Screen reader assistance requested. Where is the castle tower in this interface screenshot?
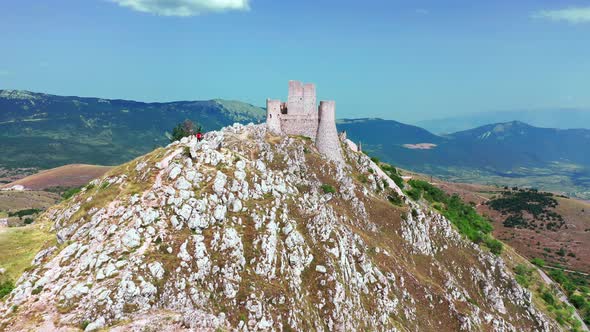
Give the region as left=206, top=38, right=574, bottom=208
left=266, top=99, right=282, bottom=134
left=303, top=83, right=316, bottom=114
left=280, top=80, right=319, bottom=140
left=315, top=101, right=343, bottom=163
left=287, top=80, right=304, bottom=114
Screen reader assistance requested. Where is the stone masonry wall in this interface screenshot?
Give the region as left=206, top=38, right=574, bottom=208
left=280, top=115, right=319, bottom=141
left=266, top=99, right=282, bottom=134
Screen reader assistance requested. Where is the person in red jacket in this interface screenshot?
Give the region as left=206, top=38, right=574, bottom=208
left=196, top=131, right=204, bottom=142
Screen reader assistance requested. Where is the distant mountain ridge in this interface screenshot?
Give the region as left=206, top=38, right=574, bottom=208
left=0, top=89, right=265, bottom=169
left=2, top=90, right=589, bottom=198
left=337, top=118, right=443, bottom=145
left=416, top=109, right=590, bottom=134
left=339, top=119, right=590, bottom=199
left=443, top=121, right=590, bottom=169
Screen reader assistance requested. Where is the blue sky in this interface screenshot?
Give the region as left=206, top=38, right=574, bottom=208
left=1, top=0, right=589, bottom=122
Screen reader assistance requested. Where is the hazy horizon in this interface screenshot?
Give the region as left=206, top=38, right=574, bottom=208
left=2, top=0, right=590, bottom=123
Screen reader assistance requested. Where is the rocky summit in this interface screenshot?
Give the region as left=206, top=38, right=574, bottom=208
left=0, top=123, right=559, bottom=331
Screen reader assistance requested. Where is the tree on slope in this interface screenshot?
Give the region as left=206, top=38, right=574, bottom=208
left=170, top=119, right=201, bottom=142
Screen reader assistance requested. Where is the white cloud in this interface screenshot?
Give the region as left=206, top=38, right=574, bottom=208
left=532, top=6, right=590, bottom=23
left=110, top=0, right=250, bottom=16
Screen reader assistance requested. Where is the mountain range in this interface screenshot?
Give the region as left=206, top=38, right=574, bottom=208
left=0, top=90, right=264, bottom=169
left=339, top=118, right=590, bottom=199
left=2, top=90, right=589, bottom=198
left=416, top=109, right=590, bottom=134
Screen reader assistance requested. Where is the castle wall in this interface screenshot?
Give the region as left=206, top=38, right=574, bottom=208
left=315, top=101, right=343, bottom=163
left=266, top=99, right=282, bottom=134
left=280, top=115, right=319, bottom=141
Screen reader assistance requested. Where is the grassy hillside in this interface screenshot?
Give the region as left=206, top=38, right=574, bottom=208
left=423, top=176, right=590, bottom=274
left=0, top=90, right=265, bottom=170
left=0, top=224, right=55, bottom=284
left=403, top=170, right=590, bottom=329
left=0, top=164, right=112, bottom=191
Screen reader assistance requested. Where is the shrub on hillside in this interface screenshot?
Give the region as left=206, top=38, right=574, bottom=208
left=531, top=258, right=546, bottom=267
left=62, top=187, right=82, bottom=200
left=541, top=289, right=556, bottom=306
left=444, top=194, right=493, bottom=243
left=387, top=191, right=403, bottom=206
left=403, top=179, right=501, bottom=254
left=320, top=184, right=336, bottom=194
left=405, top=187, right=422, bottom=201
left=0, top=280, right=14, bottom=299
left=514, top=264, right=534, bottom=288
left=407, top=180, right=447, bottom=203
left=8, top=208, right=41, bottom=218
left=570, top=294, right=587, bottom=310
left=379, top=163, right=405, bottom=189
left=484, top=237, right=504, bottom=255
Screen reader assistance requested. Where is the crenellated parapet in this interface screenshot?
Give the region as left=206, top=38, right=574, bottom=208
left=266, top=81, right=343, bottom=163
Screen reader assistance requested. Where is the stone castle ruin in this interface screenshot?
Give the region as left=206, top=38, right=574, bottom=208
left=266, top=81, right=343, bottom=162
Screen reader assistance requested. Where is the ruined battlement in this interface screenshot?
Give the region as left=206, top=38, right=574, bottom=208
left=266, top=81, right=343, bottom=162
left=286, top=81, right=316, bottom=115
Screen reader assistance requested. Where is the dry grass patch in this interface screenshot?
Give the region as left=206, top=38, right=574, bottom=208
left=0, top=223, right=55, bottom=284
left=0, top=191, right=60, bottom=212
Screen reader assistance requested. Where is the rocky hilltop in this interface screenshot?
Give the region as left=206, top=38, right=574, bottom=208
left=0, top=123, right=559, bottom=331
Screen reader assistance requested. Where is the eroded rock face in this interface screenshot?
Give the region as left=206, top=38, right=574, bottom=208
left=0, top=123, right=559, bottom=331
